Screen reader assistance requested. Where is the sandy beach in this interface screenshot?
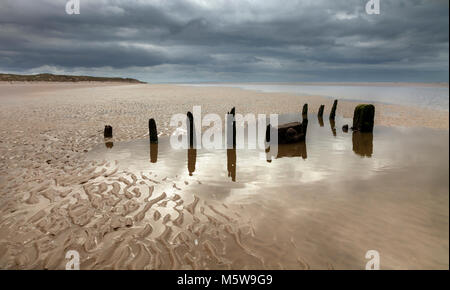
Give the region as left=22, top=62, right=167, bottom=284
left=0, top=82, right=448, bottom=269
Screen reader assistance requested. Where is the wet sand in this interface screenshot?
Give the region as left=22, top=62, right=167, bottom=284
left=0, top=83, right=448, bottom=269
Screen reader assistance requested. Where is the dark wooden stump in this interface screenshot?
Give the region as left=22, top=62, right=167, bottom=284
left=301, top=118, right=308, bottom=135
left=148, top=118, right=158, bottom=144
left=302, top=103, right=308, bottom=120
left=276, top=122, right=305, bottom=144
left=318, top=105, right=325, bottom=118
left=104, top=125, right=112, bottom=138
left=227, top=107, right=236, bottom=148
left=352, top=104, right=375, bottom=132
left=265, top=124, right=272, bottom=142
left=330, top=100, right=338, bottom=119
left=187, top=111, right=194, bottom=148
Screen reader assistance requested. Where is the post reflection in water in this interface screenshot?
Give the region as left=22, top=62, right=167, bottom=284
left=227, top=148, right=237, bottom=182
left=104, top=138, right=113, bottom=149
left=318, top=115, right=324, bottom=127
left=329, top=118, right=336, bottom=136
left=187, top=148, right=197, bottom=176
left=352, top=131, right=373, bottom=157
left=149, top=143, right=158, bottom=163
left=265, top=140, right=308, bottom=161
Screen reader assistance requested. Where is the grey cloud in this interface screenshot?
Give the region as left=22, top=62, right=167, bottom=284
left=0, top=0, right=448, bottom=82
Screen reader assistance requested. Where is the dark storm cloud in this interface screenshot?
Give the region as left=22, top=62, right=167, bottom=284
left=0, top=0, right=448, bottom=82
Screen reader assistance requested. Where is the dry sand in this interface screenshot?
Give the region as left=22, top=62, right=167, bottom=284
left=0, top=82, right=448, bottom=269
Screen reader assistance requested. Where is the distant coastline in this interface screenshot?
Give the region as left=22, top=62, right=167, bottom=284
left=183, top=81, right=449, bottom=88
left=0, top=73, right=145, bottom=83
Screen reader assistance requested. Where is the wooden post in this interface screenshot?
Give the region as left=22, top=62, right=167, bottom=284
left=352, top=104, right=375, bottom=132
left=330, top=100, right=338, bottom=120
left=302, top=103, right=308, bottom=120
left=148, top=118, right=158, bottom=144
left=318, top=105, right=325, bottom=117
left=301, top=118, right=308, bottom=135
left=227, top=107, right=236, bottom=148
left=187, top=111, right=194, bottom=148
left=104, top=125, right=112, bottom=138
left=265, top=124, right=271, bottom=142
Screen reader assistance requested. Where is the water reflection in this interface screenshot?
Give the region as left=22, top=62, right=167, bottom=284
left=150, top=143, right=158, bottom=163
left=266, top=142, right=307, bottom=161
left=318, top=115, right=324, bottom=127
left=352, top=132, right=373, bottom=157
left=93, top=114, right=380, bottom=183
left=329, top=118, right=336, bottom=136
left=104, top=138, right=113, bottom=149
left=187, top=148, right=197, bottom=176
left=87, top=123, right=449, bottom=270
left=227, top=148, right=237, bottom=181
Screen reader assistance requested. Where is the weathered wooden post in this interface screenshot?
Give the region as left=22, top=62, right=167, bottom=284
left=318, top=105, right=325, bottom=118
left=330, top=100, right=338, bottom=120
left=104, top=125, right=112, bottom=138
left=148, top=118, right=158, bottom=144
left=301, top=118, right=308, bottom=135
left=227, top=107, right=236, bottom=148
left=318, top=104, right=325, bottom=127
left=352, top=104, right=375, bottom=132
left=302, top=103, right=308, bottom=120
left=187, top=111, right=194, bottom=149
left=265, top=124, right=272, bottom=142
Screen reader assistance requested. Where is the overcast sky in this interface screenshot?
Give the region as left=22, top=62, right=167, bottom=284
left=0, top=0, right=448, bottom=83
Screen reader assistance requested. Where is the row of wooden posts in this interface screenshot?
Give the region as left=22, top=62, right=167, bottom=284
left=104, top=99, right=374, bottom=144
left=102, top=99, right=339, bottom=141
